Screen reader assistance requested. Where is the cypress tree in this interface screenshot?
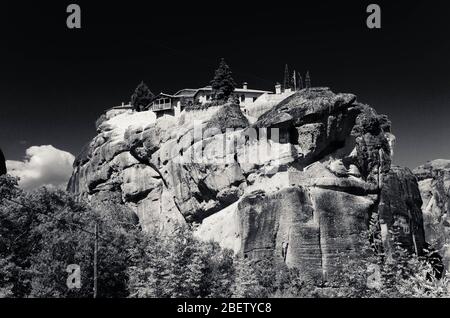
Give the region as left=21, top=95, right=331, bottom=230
left=283, top=64, right=290, bottom=91
left=291, top=70, right=297, bottom=91
left=305, top=71, right=311, bottom=89
left=297, top=72, right=304, bottom=90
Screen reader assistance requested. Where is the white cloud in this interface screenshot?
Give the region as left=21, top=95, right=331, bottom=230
left=6, top=145, right=75, bottom=191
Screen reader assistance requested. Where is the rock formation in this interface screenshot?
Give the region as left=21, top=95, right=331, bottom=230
left=414, top=160, right=450, bottom=269
left=68, top=88, right=429, bottom=281
left=0, top=148, right=6, bottom=176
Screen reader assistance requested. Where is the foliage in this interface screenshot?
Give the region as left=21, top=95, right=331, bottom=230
left=230, top=257, right=263, bottom=298
left=283, top=64, right=290, bottom=91
left=128, top=225, right=235, bottom=298
left=1, top=175, right=449, bottom=298
left=0, top=179, right=140, bottom=298
left=131, top=81, right=154, bottom=112
left=229, top=215, right=450, bottom=298
left=280, top=229, right=450, bottom=298
left=305, top=71, right=311, bottom=89
left=185, top=100, right=224, bottom=112
left=210, top=58, right=236, bottom=102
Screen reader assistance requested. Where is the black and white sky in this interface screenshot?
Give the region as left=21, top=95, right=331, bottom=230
left=1, top=0, right=449, bottom=169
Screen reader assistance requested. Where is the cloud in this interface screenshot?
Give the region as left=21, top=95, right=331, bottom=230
left=6, top=145, right=75, bottom=191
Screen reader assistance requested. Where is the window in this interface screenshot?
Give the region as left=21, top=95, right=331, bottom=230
left=240, top=94, right=245, bottom=102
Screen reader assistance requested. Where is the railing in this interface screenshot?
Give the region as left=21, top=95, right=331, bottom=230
left=150, top=102, right=172, bottom=111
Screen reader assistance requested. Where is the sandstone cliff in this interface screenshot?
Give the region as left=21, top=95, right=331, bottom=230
left=68, top=88, right=428, bottom=280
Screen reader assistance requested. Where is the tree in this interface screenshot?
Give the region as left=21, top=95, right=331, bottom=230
left=210, top=58, right=236, bottom=102
left=283, top=64, right=290, bottom=91
left=291, top=70, right=297, bottom=91
left=231, top=258, right=263, bottom=298
left=128, top=225, right=235, bottom=298
left=0, top=185, right=140, bottom=298
left=305, top=71, right=311, bottom=89
left=297, top=72, right=304, bottom=90
left=131, top=81, right=154, bottom=112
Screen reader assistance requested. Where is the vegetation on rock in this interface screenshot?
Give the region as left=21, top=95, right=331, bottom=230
left=131, top=81, right=154, bottom=112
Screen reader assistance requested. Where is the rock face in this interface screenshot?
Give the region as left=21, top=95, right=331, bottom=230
left=69, top=88, right=429, bottom=281
left=414, top=160, right=450, bottom=269
left=0, top=148, right=6, bottom=176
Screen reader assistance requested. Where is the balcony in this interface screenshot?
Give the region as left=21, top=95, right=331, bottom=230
left=150, top=99, right=173, bottom=112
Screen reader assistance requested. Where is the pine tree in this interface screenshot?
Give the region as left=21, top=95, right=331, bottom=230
left=210, top=58, right=236, bottom=102
left=283, top=64, right=290, bottom=91
left=131, top=81, right=154, bottom=112
left=305, top=71, right=311, bottom=89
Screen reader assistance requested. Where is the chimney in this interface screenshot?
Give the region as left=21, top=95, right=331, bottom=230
left=275, top=83, right=282, bottom=94
left=242, top=82, right=248, bottom=90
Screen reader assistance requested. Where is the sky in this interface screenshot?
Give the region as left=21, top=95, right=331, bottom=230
left=1, top=0, right=449, bottom=171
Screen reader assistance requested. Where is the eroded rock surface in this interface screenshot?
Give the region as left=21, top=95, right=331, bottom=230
left=414, top=160, right=450, bottom=269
